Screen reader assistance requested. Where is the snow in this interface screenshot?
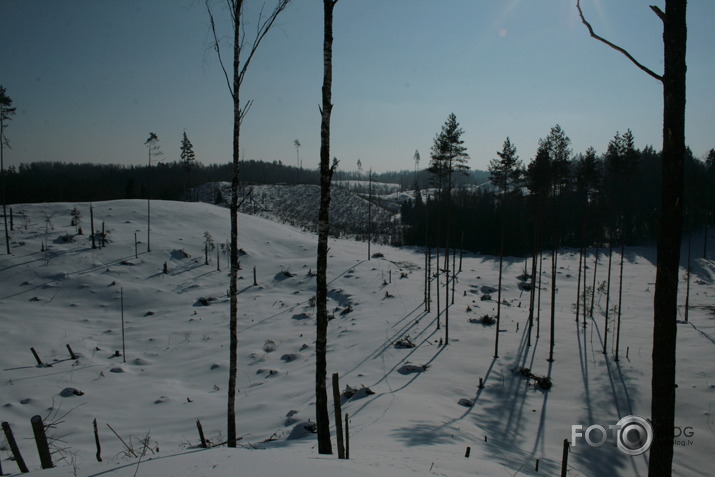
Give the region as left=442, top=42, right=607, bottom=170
left=1, top=199, right=713, bottom=476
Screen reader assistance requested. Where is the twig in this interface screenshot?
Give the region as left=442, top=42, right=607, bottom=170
left=106, top=423, right=137, bottom=457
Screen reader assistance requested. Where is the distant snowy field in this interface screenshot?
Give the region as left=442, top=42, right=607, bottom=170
left=1, top=200, right=713, bottom=476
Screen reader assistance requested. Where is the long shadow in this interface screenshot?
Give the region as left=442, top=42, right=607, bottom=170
left=348, top=328, right=445, bottom=428
left=467, top=324, right=544, bottom=463
left=576, top=317, right=594, bottom=425
left=530, top=360, right=552, bottom=457
left=0, top=249, right=149, bottom=300
left=568, top=318, right=646, bottom=476
left=685, top=320, right=715, bottom=346
left=341, top=305, right=430, bottom=378
left=368, top=315, right=441, bottom=389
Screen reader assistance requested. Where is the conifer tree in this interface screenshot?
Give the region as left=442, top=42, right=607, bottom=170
left=180, top=131, right=196, bottom=197
left=489, top=137, right=522, bottom=356
left=428, top=113, right=469, bottom=344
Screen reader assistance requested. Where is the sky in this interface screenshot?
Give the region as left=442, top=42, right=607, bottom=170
left=1, top=0, right=714, bottom=174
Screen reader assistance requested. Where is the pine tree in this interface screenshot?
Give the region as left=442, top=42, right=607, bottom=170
left=428, top=113, right=469, bottom=194
left=488, top=137, right=522, bottom=357
left=180, top=131, right=196, bottom=197
left=428, top=113, right=469, bottom=345
left=540, top=124, right=572, bottom=197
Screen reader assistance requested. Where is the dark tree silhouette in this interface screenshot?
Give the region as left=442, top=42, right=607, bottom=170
left=428, top=113, right=469, bottom=344
left=577, top=2, right=688, bottom=474
left=144, top=132, right=162, bottom=253
left=0, top=85, right=16, bottom=255
left=316, top=0, right=339, bottom=455
left=180, top=131, right=196, bottom=197
left=488, top=137, right=521, bottom=357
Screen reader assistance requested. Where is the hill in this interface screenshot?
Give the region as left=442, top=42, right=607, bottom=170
left=0, top=200, right=713, bottom=476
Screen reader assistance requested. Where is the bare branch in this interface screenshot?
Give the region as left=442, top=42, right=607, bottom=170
left=576, top=0, right=663, bottom=82
left=650, top=5, right=666, bottom=22
left=239, top=99, right=254, bottom=125
left=206, top=0, right=235, bottom=98
left=237, top=0, right=292, bottom=87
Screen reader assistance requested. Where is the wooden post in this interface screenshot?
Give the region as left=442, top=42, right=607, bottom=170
left=535, top=459, right=540, bottom=472
left=253, top=266, right=257, bottom=286
left=217, top=248, right=220, bottom=271
left=465, top=446, right=471, bottom=458
left=560, top=439, right=569, bottom=477
left=66, top=344, right=77, bottom=360
left=196, top=419, right=207, bottom=448
left=30, top=347, right=43, bottom=366
left=31, top=415, right=53, bottom=469
left=478, top=377, right=484, bottom=389
left=332, top=373, right=345, bottom=459
left=9, top=207, right=13, bottom=231
left=134, top=232, right=138, bottom=258
left=90, top=203, right=96, bottom=249
left=2, top=421, right=29, bottom=473
left=344, top=413, right=350, bottom=459
left=163, top=262, right=168, bottom=274
left=93, top=418, right=102, bottom=462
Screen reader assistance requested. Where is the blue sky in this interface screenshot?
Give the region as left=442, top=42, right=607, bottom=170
left=1, top=0, right=714, bottom=173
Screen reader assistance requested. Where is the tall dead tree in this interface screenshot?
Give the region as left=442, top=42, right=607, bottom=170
left=316, top=0, right=339, bottom=455
left=144, top=132, right=162, bottom=253
left=206, top=0, right=292, bottom=448
left=577, top=2, right=687, bottom=474
left=0, top=86, right=16, bottom=255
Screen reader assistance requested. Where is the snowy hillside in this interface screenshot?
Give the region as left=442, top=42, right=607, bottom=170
left=0, top=200, right=713, bottom=476
left=193, top=182, right=397, bottom=241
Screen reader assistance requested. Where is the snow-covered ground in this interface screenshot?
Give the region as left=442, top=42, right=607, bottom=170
left=1, top=200, right=713, bottom=476
left=193, top=182, right=397, bottom=238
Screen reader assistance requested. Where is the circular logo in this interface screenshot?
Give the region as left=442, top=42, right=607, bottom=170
left=615, top=416, right=653, bottom=455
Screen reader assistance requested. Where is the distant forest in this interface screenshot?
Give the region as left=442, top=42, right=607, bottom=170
left=4, top=147, right=713, bottom=255
left=3, top=159, right=488, bottom=204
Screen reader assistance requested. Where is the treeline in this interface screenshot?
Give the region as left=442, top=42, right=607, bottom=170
left=401, top=131, right=715, bottom=256
left=5, top=158, right=489, bottom=205
left=3, top=160, right=324, bottom=204
left=333, top=168, right=490, bottom=191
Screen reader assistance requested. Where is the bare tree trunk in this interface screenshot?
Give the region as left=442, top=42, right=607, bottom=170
left=650, top=2, right=687, bottom=473
left=226, top=0, right=241, bottom=447
left=495, top=209, right=505, bottom=358
left=316, top=0, right=339, bottom=455
left=206, top=0, right=292, bottom=448
left=615, top=240, right=625, bottom=360
left=603, top=241, right=613, bottom=355
left=576, top=4, right=687, bottom=470
left=1, top=117, right=9, bottom=255
left=590, top=243, right=599, bottom=318
left=576, top=247, right=583, bottom=323
left=548, top=246, right=557, bottom=362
